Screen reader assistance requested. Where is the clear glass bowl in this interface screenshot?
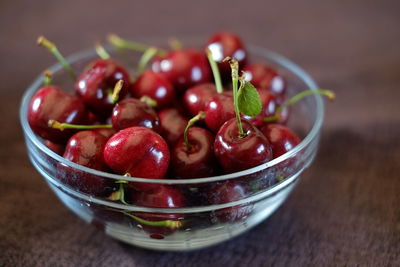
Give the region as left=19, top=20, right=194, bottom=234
left=20, top=43, right=324, bottom=251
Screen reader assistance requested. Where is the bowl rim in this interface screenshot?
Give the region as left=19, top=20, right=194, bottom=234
left=20, top=44, right=324, bottom=185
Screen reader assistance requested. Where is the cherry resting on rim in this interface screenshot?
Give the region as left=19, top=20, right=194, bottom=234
left=131, top=70, right=175, bottom=108
left=75, top=59, right=131, bottom=117
left=183, top=83, right=217, bottom=117
left=171, top=127, right=216, bottom=179
left=204, top=91, right=235, bottom=133
left=28, top=85, right=88, bottom=143
left=103, top=126, right=170, bottom=189
left=151, top=48, right=211, bottom=92
left=209, top=181, right=252, bottom=222
left=131, top=185, right=185, bottom=239
left=111, top=98, right=160, bottom=132
left=214, top=118, right=273, bottom=173
left=158, top=108, right=188, bottom=146
left=58, top=130, right=112, bottom=196
left=260, top=123, right=301, bottom=158
left=243, top=63, right=286, bottom=97
left=206, top=32, right=247, bottom=79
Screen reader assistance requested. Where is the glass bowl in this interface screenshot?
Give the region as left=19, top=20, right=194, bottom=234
left=20, top=43, right=324, bottom=251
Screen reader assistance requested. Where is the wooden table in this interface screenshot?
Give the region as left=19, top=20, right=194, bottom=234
left=1, top=0, right=399, bottom=265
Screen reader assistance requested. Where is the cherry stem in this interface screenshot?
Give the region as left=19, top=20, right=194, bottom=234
left=224, top=57, right=245, bottom=137
left=37, top=36, right=76, bottom=81
left=168, top=38, right=183, bottom=50
left=107, top=34, right=167, bottom=57
left=43, top=70, right=52, bottom=86
left=122, top=211, right=182, bottom=229
left=48, top=120, right=112, bottom=131
left=108, top=80, right=124, bottom=104
left=263, top=89, right=335, bottom=122
left=107, top=181, right=128, bottom=204
left=140, top=96, right=158, bottom=108
left=206, top=49, right=223, bottom=94
left=137, top=47, right=158, bottom=74
left=95, top=42, right=111, bottom=59
left=183, top=111, right=206, bottom=151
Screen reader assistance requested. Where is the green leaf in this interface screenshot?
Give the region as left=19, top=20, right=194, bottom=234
left=237, top=81, right=262, bottom=117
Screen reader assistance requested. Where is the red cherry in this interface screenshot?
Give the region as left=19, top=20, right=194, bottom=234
left=103, top=127, right=170, bottom=190
left=204, top=92, right=235, bottom=133
left=209, top=181, right=252, bottom=222
left=243, top=63, right=286, bottom=97
left=206, top=32, right=247, bottom=78
left=58, top=130, right=111, bottom=196
left=132, top=186, right=185, bottom=238
left=183, top=83, right=217, bottom=117
left=171, top=127, right=217, bottom=179
left=44, top=140, right=65, bottom=155
left=158, top=108, right=188, bottom=146
left=260, top=124, right=300, bottom=158
left=151, top=48, right=211, bottom=92
left=111, top=98, right=160, bottom=132
left=131, top=70, right=175, bottom=108
left=214, top=118, right=273, bottom=173
left=28, top=86, right=88, bottom=143
left=93, top=128, right=116, bottom=139
left=75, top=59, right=130, bottom=117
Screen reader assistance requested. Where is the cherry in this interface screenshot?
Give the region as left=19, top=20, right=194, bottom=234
left=111, top=98, right=160, bottom=132
left=206, top=32, right=247, bottom=78
left=28, top=86, right=88, bottom=143
left=243, top=63, right=286, bottom=97
left=204, top=91, right=235, bottom=133
left=44, top=140, right=65, bottom=155
left=131, top=70, right=175, bottom=108
left=75, top=59, right=130, bottom=117
left=130, top=185, right=185, bottom=238
left=93, top=128, right=115, bottom=139
left=58, top=130, right=112, bottom=196
left=103, top=127, right=170, bottom=190
left=260, top=124, right=300, bottom=158
left=209, top=181, right=252, bottom=222
left=183, top=83, right=217, bottom=117
left=151, top=48, right=211, bottom=92
left=158, top=108, right=188, bottom=146
left=214, top=118, right=272, bottom=173
left=171, top=127, right=217, bottom=179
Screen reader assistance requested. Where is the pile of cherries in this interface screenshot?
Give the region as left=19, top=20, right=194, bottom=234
left=28, top=32, right=332, bottom=238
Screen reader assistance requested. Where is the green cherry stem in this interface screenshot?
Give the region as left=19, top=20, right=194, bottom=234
left=137, top=47, right=158, bottom=74
left=168, top=38, right=183, bottom=50
left=107, top=181, right=128, bottom=204
left=107, top=34, right=167, bottom=57
left=263, top=89, right=336, bottom=122
left=48, top=120, right=112, bottom=131
left=224, top=57, right=245, bottom=137
left=122, top=211, right=183, bottom=229
left=139, top=96, right=158, bottom=108
left=206, top=48, right=223, bottom=94
left=37, top=36, right=76, bottom=81
left=95, top=42, right=111, bottom=59
left=43, top=70, right=52, bottom=86
left=183, top=111, right=206, bottom=150
left=108, top=80, right=124, bottom=104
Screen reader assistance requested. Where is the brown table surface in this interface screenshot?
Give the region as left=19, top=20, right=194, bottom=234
left=1, top=0, right=400, bottom=266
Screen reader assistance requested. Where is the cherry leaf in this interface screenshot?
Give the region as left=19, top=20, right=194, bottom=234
left=237, top=81, right=262, bottom=117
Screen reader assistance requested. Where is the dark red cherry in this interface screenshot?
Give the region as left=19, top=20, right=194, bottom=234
left=206, top=32, right=247, bottom=78
left=58, top=130, right=111, bottom=196
left=260, top=124, right=300, bottom=158
left=111, top=98, right=160, bottom=132
left=131, top=71, right=175, bottom=108
left=209, top=181, right=252, bottom=222
left=204, top=92, right=235, bottom=133
left=132, top=186, right=185, bottom=238
left=214, top=118, right=273, bottom=173
left=171, top=127, right=217, bottom=179
left=151, top=48, right=211, bottom=92
left=103, top=126, right=170, bottom=185
left=28, top=86, right=88, bottom=143
left=183, top=83, right=217, bottom=117
left=75, top=59, right=130, bottom=117
left=158, top=108, right=188, bottom=146
left=243, top=63, right=286, bottom=97
left=93, top=128, right=115, bottom=139
left=44, top=140, right=65, bottom=155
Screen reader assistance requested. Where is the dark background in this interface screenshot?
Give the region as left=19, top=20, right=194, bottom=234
left=1, top=0, right=399, bottom=266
